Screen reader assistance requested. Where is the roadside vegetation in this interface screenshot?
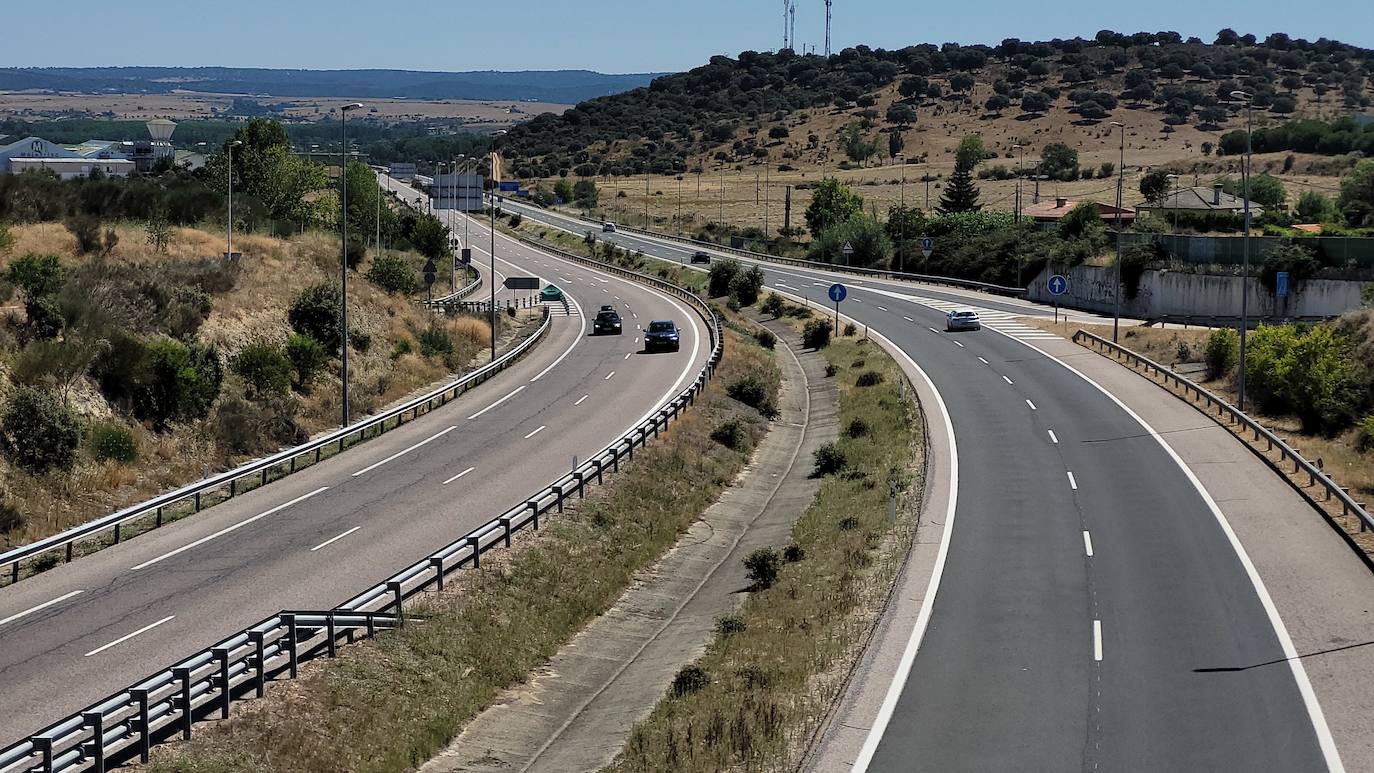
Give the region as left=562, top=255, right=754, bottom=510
left=144, top=325, right=779, bottom=773
left=606, top=294, right=922, bottom=772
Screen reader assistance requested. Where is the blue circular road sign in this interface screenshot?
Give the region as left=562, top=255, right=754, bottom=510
left=828, top=283, right=847, bottom=303
left=1048, top=274, right=1069, bottom=296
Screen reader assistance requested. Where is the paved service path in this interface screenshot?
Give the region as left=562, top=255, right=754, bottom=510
left=421, top=320, right=837, bottom=773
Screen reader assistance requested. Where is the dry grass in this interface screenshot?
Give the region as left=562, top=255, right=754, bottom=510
left=141, top=327, right=778, bottom=773
left=606, top=319, right=922, bottom=773
left=0, top=222, right=510, bottom=549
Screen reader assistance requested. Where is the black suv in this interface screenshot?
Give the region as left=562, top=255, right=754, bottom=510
left=644, top=320, right=681, bottom=352
left=593, top=307, right=623, bottom=335
left=691, top=250, right=711, bottom=264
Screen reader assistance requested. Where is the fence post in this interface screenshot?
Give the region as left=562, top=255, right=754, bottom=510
left=283, top=613, right=298, bottom=678
left=250, top=631, right=266, bottom=698
left=82, top=711, right=105, bottom=773
left=131, top=687, right=151, bottom=762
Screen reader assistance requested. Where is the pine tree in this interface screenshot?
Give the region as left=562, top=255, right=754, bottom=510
left=938, top=164, right=982, bottom=214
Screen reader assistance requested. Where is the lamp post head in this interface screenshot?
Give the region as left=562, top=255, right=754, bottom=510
left=1230, top=90, right=1252, bottom=102
left=230, top=140, right=242, bottom=148
left=342, top=103, right=364, bottom=112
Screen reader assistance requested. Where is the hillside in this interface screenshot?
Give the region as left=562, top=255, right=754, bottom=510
left=497, top=30, right=1374, bottom=179
left=0, top=67, right=662, bottom=105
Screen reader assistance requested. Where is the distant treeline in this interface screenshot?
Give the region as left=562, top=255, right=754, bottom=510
left=1219, top=117, right=1374, bottom=156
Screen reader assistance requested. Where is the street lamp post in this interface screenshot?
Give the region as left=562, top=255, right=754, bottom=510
left=1232, top=90, right=1255, bottom=411
left=1166, top=173, right=1181, bottom=235
left=226, top=140, right=242, bottom=260
left=339, top=102, right=364, bottom=427
left=1013, top=144, right=1025, bottom=224
left=1110, top=121, right=1126, bottom=343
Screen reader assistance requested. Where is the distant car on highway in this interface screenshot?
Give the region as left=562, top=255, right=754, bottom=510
left=593, top=308, right=623, bottom=335
left=691, top=250, right=711, bottom=264
left=946, top=310, right=981, bottom=331
left=644, top=320, right=681, bottom=352
left=602, top=221, right=617, bottom=233
left=540, top=284, right=564, bottom=302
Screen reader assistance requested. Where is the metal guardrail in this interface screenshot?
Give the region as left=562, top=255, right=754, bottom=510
left=0, top=249, right=723, bottom=773
left=0, top=308, right=554, bottom=588
left=525, top=203, right=1027, bottom=298
left=1073, top=330, right=1373, bottom=535
left=1144, top=314, right=1340, bottom=329
left=425, top=267, right=483, bottom=308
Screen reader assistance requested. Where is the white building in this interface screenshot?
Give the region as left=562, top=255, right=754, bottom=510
left=0, top=136, right=134, bottom=179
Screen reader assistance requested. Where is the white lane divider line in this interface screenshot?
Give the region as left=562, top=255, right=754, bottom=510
left=523, top=425, right=547, bottom=440
left=624, top=352, right=633, bottom=360
left=574, top=394, right=589, bottom=406
left=1093, top=619, right=1104, bottom=662
left=605, top=371, right=615, bottom=380
left=469, top=385, right=526, bottom=418
left=1026, top=399, right=1038, bottom=411
left=854, top=299, right=864, bottom=303
left=953, top=341, right=965, bottom=348
left=311, top=526, right=361, bottom=552
left=352, top=426, right=456, bottom=477
left=1002, top=375, right=1014, bottom=385
left=877, top=306, right=889, bottom=312
left=1067, top=471, right=1079, bottom=490
left=978, top=357, right=990, bottom=365
left=904, top=316, right=914, bottom=322
left=131, top=487, right=328, bottom=571
left=443, top=466, right=476, bottom=485
left=0, top=590, right=83, bottom=629
left=1048, top=429, right=1059, bottom=444
left=1083, top=530, right=1094, bottom=558
left=927, top=327, right=939, bottom=334
left=85, top=615, right=175, bottom=657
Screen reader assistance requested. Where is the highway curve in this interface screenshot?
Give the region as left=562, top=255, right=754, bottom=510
left=503, top=199, right=1339, bottom=772
left=0, top=226, right=710, bottom=744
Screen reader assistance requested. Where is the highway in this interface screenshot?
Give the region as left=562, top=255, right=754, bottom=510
left=500, top=199, right=1339, bottom=771
left=0, top=219, right=710, bottom=744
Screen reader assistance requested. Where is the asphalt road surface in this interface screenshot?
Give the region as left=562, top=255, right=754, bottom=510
left=0, top=223, right=710, bottom=744
left=502, top=198, right=1337, bottom=772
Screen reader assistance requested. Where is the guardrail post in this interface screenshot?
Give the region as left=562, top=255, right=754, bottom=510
left=194, top=491, right=202, bottom=512
left=215, top=646, right=231, bottom=718
left=593, top=459, right=603, bottom=485
left=430, top=556, right=445, bottom=590
left=553, top=486, right=565, bottom=513
left=527, top=500, right=540, bottom=530
left=156, top=506, right=163, bottom=528
left=174, top=666, right=193, bottom=739
left=114, top=523, right=121, bottom=544
left=283, top=613, right=298, bottom=678
left=612, top=446, right=621, bottom=473
left=82, top=711, right=105, bottom=773
left=249, top=630, right=266, bottom=698
left=131, top=687, right=151, bottom=762
left=12, top=560, right=19, bottom=584
left=230, top=478, right=237, bottom=497
left=500, top=516, right=513, bottom=546
left=34, top=735, right=52, bottom=773
left=327, top=611, right=338, bottom=656
left=389, top=580, right=405, bottom=625
left=467, top=536, right=481, bottom=568
left=573, top=471, right=585, bottom=498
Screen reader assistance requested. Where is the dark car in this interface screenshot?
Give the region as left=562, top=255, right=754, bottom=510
left=691, top=250, right=711, bottom=264
left=644, top=320, right=681, bottom=352
left=593, top=308, right=623, bottom=335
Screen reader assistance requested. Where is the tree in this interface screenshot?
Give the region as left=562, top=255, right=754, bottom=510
left=285, top=334, right=328, bottom=390
left=938, top=164, right=982, bottom=214
left=232, top=341, right=293, bottom=397
left=1021, top=91, right=1051, bottom=114
left=1078, top=100, right=1109, bottom=120
left=1339, top=159, right=1374, bottom=227
left=807, top=216, right=892, bottom=268
left=886, top=103, right=917, bottom=126
left=708, top=259, right=741, bottom=298
left=1058, top=202, right=1106, bottom=241
left=838, top=123, right=877, bottom=163
left=1220, top=173, right=1287, bottom=210
left=888, top=131, right=905, bottom=159
left=406, top=213, right=450, bottom=261
left=949, top=73, right=976, bottom=94
left=898, top=76, right=928, bottom=100
left=288, top=283, right=343, bottom=351
left=208, top=119, right=327, bottom=222
left=0, top=386, right=80, bottom=474
left=985, top=94, right=1011, bottom=113
left=1039, top=143, right=1080, bottom=182
left=804, top=178, right=864, bottom=237
left=1140, top=169, right=1172, bottom=203
left=553, top=177, right=574, bottom=203
left=1294, top=190, right=1335, bottom=222
left=885, top=205, right=927, bottom=271
left=572, top=178, right=599, bottom=208
left=954, top=135, right=989, bottom=170
left=366, top=253, right=419, bottom=294
left=6, top=253, right=63, bottom=301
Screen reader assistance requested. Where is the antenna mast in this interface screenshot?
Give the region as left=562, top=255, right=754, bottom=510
left=782, top=1, right=791, bottom=50
left=824, top=0, right=833, bottom=57
left=790, top=5, right=796, bottom=51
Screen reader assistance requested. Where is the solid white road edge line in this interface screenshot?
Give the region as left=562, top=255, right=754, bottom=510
left=468, top=385, right=527, bottom=420
left=84, top=615, right=175, bottom=657
left=130, top=487, right=329, bottom=571
left=310, top=526, right=360, bottom=552
left=351, top=426, right=456, bottom=477
left=0, top=590, right=84, bottom=628
left=442, top=466, right=476, bottom=485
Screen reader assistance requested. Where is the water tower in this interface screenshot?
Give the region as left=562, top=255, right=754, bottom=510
left=146, top=119, right=176, bottom=161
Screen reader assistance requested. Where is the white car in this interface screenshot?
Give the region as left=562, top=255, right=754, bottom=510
left=946, top=310, right=981, bottom=331
left=602, top=221, right=617, bottom=233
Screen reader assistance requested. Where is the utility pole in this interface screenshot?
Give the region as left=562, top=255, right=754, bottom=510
left=1013, top=144, right=1024, bottom=224
left=719, top=167, right=725, bottom=226
left=226, top=140, right=241, bottom=260
left=1110, top=121, right=1126, bottom=343
left=645, top=172, right=650, bottom=228
left=764, top=163, right=770, bottom=237
left=338, top=103, right=364, bottom=427
left=1232, top=90, right=1255, bottom=411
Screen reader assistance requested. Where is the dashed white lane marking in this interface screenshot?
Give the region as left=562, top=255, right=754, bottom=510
left=85, top=615, right=176, bottom=657
left=953, top=341, right=964, bottom=348
left=1093, top=619, right=1103, bottom=661
left=130, top=487, right=328, bottom=571
left=523, top=425, right=547, bottom=440
left=442, top=466, right=476, bottom=485
left=878, top=306, right=889, bottom=312
left=1048, top=429, right=1059, bottom=444
left=574, top=394, right=589, bottom=406
left=904, top=316, right=914, bottom=322
left=311, top=526, right=361, bottom=552
left=1083, top=530, right=1094, bottom=558
left=927, top=327, right=939, bottom=334
left=624, top=352, right=633, bottom=360
left=978, top=357, right=989, bottom=365
left=0, top=590, right=83, bottom=628
left=469, top=385, right=526, bottom=418
left=1067, top=471, right=1079, bottom=490
left=605, top=371, right=615, bottom=380
left=1026, top=399, right=1038, bottom=411
left=1002, top=375, right=1014, bottom=385
left=352, top=426, right=456, bottom=477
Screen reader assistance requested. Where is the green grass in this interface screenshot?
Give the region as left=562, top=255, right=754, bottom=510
left=145, top=328, right=779, bottom=773
left=605, top=321, right=922, bottom=772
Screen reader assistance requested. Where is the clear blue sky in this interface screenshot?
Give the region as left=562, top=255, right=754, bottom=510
left=6, top=0, right=1371, bottom=73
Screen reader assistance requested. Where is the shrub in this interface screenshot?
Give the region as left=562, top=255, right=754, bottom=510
left=824, top=363, right=838, bottom=377
left=856, top=370, right=885, bottom=387
left=366, top=254, right=419, bottom=295
left=754, top=329, right=776, bottom=350
left=417, top=323, right=454, bottom=360
left=214, top=393, right=303, bottom=456
left=671, top=665, right=710, bottom=697
left=710, top=418, right=749, bottom=450
left=232, top=341, right=293, bottom=397
left=509, top=213, right=523, bottom=228
left=782, top=544, right=805, bottom=563
left=716, top=615, right=746, bottom=636
left=105, top=337, right=223, bottom=427
left=24, top=295, right=64, bottom=341
left=813, top=442, right=847, bottom=476
left=0, top=386, right=80, bottom=474
left=391, top=338, right=413, bottom=358
left=0, top=222, right=12, bottom=254
left=843, top=322, right=857, bottom=337
left=89, top=422, right=138, bottom=464
left=730, top=266, right=766, bottom=306
left=762, top=292, right=785, bottom=318
left=6, top=253, right=63, bottom=300
left=0, top=501, right=24, bottom=539
left=285, top=334, right=329, bottom=389
left=743, top=547, right=781, bottom=589
left=727, top=375, right=773, bottom=414
left=66, top=215, right=103, bottom=255
left=707, top=258, right=741, bottom=297
left=345, top=237, right=366, bottom=270
left=1204, top=328, right=1239, bottom=380
left=803, top=319, right=832, bottom=349
left=288, top=283, right=343, bottom=351
left=350, top=329, right=372, bottom=353
left=1245, top=324, right=1364, bottom=434
left=846, top=418, right=872, bottom=438
left=1357, top=416, right=1374, bottom=453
